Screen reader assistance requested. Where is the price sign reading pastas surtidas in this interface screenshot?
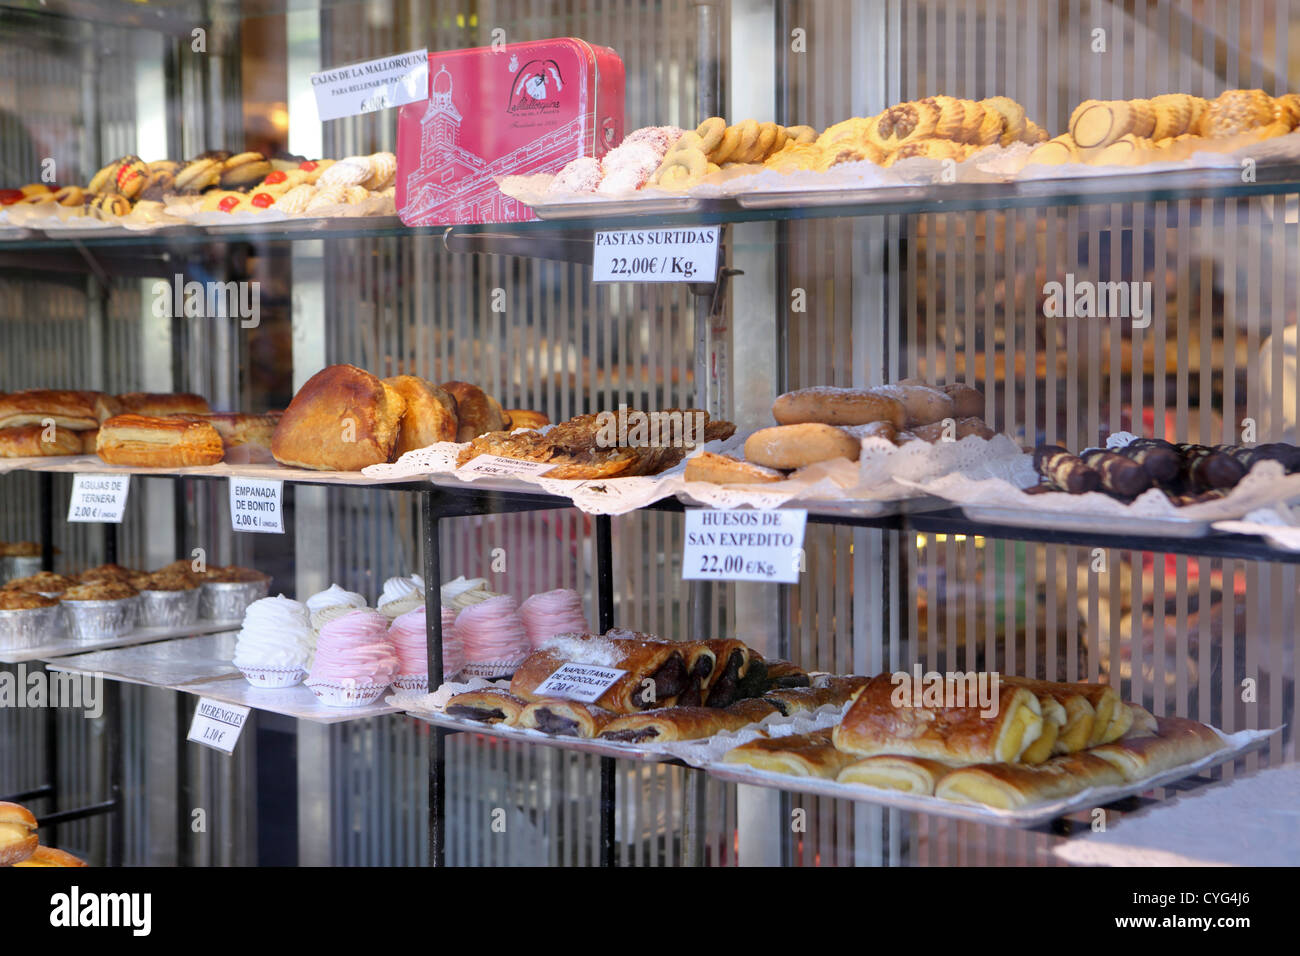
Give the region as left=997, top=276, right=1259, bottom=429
left=67, top=474, right=130, bottom=523
left=682, top=508, right=807, bottom=584
left=533, top=663, right=627, bottom=703
left=592, top=227, right=719, bottom=283
left=229, top=477, right=284, bottom=534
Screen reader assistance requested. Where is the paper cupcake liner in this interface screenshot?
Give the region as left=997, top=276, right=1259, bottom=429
left=238, top=664, right=308, bottom=689
left=304, top=678, right=390, bottom=707
left=0, top=605, right=62, bottom=650
left=392, top=673, right=429, bottom=693
left=138, top=588, right=201, bottom=628
left=459, top=658, right=525, bottom=680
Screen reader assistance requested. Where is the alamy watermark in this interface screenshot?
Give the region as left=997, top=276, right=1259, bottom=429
left=595, top=404, right=706, bottom=448
left=889, top=666, right=1000, bottom=719
left=1042, top=273, right=1151, bottom=328
left=151, top=273, right=260, bottom=328
left=0, top=664, right=102, bottom=718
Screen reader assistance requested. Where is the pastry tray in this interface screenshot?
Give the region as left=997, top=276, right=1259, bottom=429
left=201, top=214, right=403, bottom=235
left=0, top=619, right=242, bottom=664
left=44, top=632, right=241, bottom=688
left=405, top=710, right=684, bottom=762
left=701, top=725, right=1277, bottom=829
left=179, top=675, right=400, bottom=724
left=529, top=195, right=707, bottom=220
left=960, top=503, right=1213, bottom=538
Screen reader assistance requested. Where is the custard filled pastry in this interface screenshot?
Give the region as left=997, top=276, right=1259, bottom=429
left=723, top=730, right=856, bottom=778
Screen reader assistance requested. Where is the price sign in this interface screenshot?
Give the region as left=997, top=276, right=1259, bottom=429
left=533, top=663, right=627, bottom=703
left=186, top=698, right=250, bottom=754
left=311, top=49, right=428, bottom=121
left=67, top=474, right=130, bottom=523
left=592, top=227, right=719, bottom=283
left=682, top=508, right=807, bottom=584
left=456, top=455, right=553, bottom=479
left=229, top=478, right=284, bottom=534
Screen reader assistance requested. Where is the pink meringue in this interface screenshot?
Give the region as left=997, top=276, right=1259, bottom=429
left=308, top=609, right=398, bottom=685
left=388, top=605, right=464, bottom=679
left=518, top=588, right=589, bottom=649
left=455, top=594, right=529, bottom=665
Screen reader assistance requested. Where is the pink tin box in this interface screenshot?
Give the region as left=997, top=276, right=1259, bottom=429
left=397, top=37, right=625, bottom=225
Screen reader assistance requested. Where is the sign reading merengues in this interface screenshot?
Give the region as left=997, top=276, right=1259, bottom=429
left=682, top=508, right=807, bottom=584
left=311, top=49, right=428, bottom=122
left=592, top=226, right=720, bottom=282
left=67, top=474, right=130, bottom=523
left=229, top=478, right=284, bottom=534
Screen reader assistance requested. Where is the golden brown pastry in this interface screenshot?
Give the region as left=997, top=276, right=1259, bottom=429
left=744, top=423, right=861, bottom=470
left=383, top=376, right=459, bottom=454
left=509, top=636, right=689, bottom=713
left=1027, top=134, right=1080, bottom=165
left=999, top=675, right=1098, bottom=753
left=1070, top=99, right=1134, bottom=149
left=836, top=755, right=954, bottom=794
left=201, top=565, right=269, bottom=584
left=694, top=638, right=759, bottom=708
left=598, top=706, right=755, bottom=743
left=1088, top=715, right=1224, bottom=781
left=185, top=412, right=279, bottom=462
left=868, top=384, right=954, bottom=427
left=935, top=753, right=1125, bottom=809
left=96, top=414, right=224, bottom=467
left=0, top=590, right=59, bottom=610
left=763, top=659, right=811, bottom=689
left=0, top=424, right=81, bottom=457
left=1020, top=696, right=1065, bottom=764
left=723, top=698, right=783, bottom=723
left=724, top=730, right=857, bottom=778
left=62, top=580, right=137, bottom=601
left=78, top=563, right=135, bottom=584
left=772, top=386, right=906, bottom=428
left=4, top=571, right=76, bottom=595
left=503, top=409, right=549, bottom=431
left=137, top=570, right=198, bottom=592
left=271, top=364, right=405, bottom=471
left=80, top=428, right=99, bottom=454
left=1200, top=89, right=1275, bottom=137
left=0, top=389, right=119, bottom=430
left=683, top=451, right=784, bottom=485
left=12, top=845, right=87, bottom=867
left=0, top=802, right=39, bottom=865
left=517, top=699, right=618, bottom=737
left=831, top=672, right=1044, bottom=764
left=115, top=392, right=211, bottom=417
left=440, top=381, right=508, bottom=442
left=764, top=681, right=859, bottom=715
left=444, top=688, right=527, bottom=725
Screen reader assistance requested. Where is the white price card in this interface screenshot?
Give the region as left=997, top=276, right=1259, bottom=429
left=456, top=455, right=554, bottom=479
left=67, top=474, right=130, bottom=523
left=533, top=663, right=627, bottom=703
left=229, top=477, right=284, bottom=534
left=681, top=508, right=807, bottom=584
left=592, top=227, right=719, bottom=283
left=187, top=698, right=250, bottom=754
left=311, top=49, right=428, bottom=121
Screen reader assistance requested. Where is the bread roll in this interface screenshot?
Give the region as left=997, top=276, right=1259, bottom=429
left=868, top=384, right=954, bottom=427
left=12, top=845, right=87, bottom=867
left=771, top=386, right=905, bottom=428
left=80, top=428, right=99, bottom=454
left=0, top=424, right=81, bottom=457
left=272, top=364, right=405, bottom=471
left=383, top=375, right=459, bottom=454
left=0, top=801, right=38, bottom=865
left=941, top=383, right=985, bottom=418
left=116, top=391, right=211, bottom=417
left=96, top=414, right=224, bottom=467
left=744, top=423, right=860, bottom=470
left=504, top=409, right=550, bottom=431
left=683, top=451, right=784, bottom=484
left=440, top=381, right=508, bottom=441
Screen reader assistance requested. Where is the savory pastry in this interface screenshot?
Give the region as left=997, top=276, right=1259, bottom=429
left=96, top=414, right=224, bottom=467
left=598, top=706, right=755, bottom=743
left=772, top=386, right=906, bottom=428
left=61, top=580, right=138, bottom=601
left=0, top=590, right=59, bottom=610
left=80, top=428, right=99, bottom=454
left=271, top=364, right=405, bottom=471
left=0, top=801, right=38, bottom=865
left=440, top=381, right=507, bottom=442
left=744, top=423, right=861, bottom=470
left=0, top=424, right=81, bottom=457
left=4, top=571, right=76, bottom=595
left=78, top=563, right=136, bottom=583
left=12, top=845, right=87, bottom=867
left=831, top=672, right=1044, bottom=764
left=1088, top=716, right=1224, bottom=781
left=115, top=392, right=211, bottom=417
left=0, top=389, right=119, bottom=430
left=935, top=753, right=1125, bottom=809
left=723, top=698, right=783, bottom=723
left=509, top=634, right=689, bottom=713
left=763, top=681, right=859, bottom=715
left=723, top=730, right=857, bottom=778
left=684, top=451, right=784, bottom=485
left=383, top=376, right=459, bottom=454
left=503, top=409, right=549, bottom=431
left=836, top=755, right=954, bottom=794
left=518, top=699, right=618, bottom=737
left=443, top=688, right=526, bottom=725
left=187, top=412, right=279, bottom=462
left=763, top=659, right=811, bottom=689
left=1000, top=675, right=1098, bottom=753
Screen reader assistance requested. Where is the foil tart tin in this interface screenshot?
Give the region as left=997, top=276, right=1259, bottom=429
left=138, top=588, right=201, bottom=629
left=200, top=580, right=268, bottom=622
left=0, top=604, right=63, bottom=650
left=61, top=597, right=138, bottom=643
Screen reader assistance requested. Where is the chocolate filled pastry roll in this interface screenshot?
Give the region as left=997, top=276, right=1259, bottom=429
left=1120, top=438, right=1182, bottom=484
left=509, top=635, right=689, bottom=713
left=1080, top=449, right=1152, bottom=498
left=1000, top=675, right=1098, bottom=753
left=673, top=641, right=719, bottom=707
left=1033, top=444, right=1100, bottom=494
left=1087, top=716, right=1224, bottom=781
left=598, top=706, right=754, bottom=744
left=831, top=673, right=1044, bottom=764
left=444, top=688, right=527, bottom=725
left=723, top=698, right=782, bottom=723
left=517, top=699, right=618, bottom=737
left=835, top=755, right=954, bottom=794
left=699, top=638, right=756, bottom=707
left=1222, top=442, right=1300, bottom=473
left=762, top=683, right=857, bottom=715
left=1178, top=443, right=1246, bottom=491
left=935, top=753, right=1125, bottom=809
left=763, top=659, right=811, bottom=689
left=723, top=730, right=857, bottom=778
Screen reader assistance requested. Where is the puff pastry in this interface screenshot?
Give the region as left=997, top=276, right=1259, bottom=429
left=509, top=636, right=689, bottom=713
left=0, top=424, right=81, bottom=457
left=96, top=414, right=224, bottom=467
left=116, top=391, right=211, bottom=417
left=1088, top=716, right=1224, bottom=781
left=831, top=673, right=1044, bottom=764
left=384, top=375, right=459, bottom=454
left=0, top=389, right=119, bottom=430
left=444, top=688, right=527, bottom=725
left=12, top=845, right=87, bottom=867
left=598, top=706, right=754, bottom=743
left=835, top=755, right=954, bottom=794
left=0, top=801, right=38, bottom=865
left=763, top=659, right=811, bottom=689
left=517, top=699, right=618, bottom=737
left=723, top=698, right=783, bottom=723
left=935, top=753, right=1125, bottom=809
left=723, top=730, right=857, bottom=778
left=1001, top=676, right=1098, bottom=753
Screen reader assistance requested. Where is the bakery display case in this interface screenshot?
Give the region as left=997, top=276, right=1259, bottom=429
left=1, top=0, right=1297, bottom=873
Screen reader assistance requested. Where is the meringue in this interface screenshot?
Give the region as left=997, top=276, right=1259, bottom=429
left=232, top=595, right=314, bottom=669
left=308, top=609, right=398, bottom=685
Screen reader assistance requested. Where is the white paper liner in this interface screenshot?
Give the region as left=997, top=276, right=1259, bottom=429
left=1213, top=504, right=1300, bottom=551
left=701, top=725, right=1277, bottom=828
left=458, top=659, right=525, bottom=680
left=237, top=664, right=307, bottom=689
left=1009, top=129, right=1300, bottom=181
left=304, top=678, right=391, bottom=707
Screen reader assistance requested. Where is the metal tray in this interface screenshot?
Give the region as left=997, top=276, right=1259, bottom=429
left=703, top=726, right=1276, bottom=829
left=45, top=632, right=241, bottom=688
left=530, top=195, right=706, bottom=220
left=961, top=503, right=1212, bottom=538
left=733, top=183, right=933, bottom=209
left=0, top=619, right=241, bottom=665
left=179, top=675, right=399, bottom=724
left=406, top=710, right=682, bottom=762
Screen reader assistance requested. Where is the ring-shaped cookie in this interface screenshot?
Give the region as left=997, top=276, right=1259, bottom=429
left=711, top=125, right=742, bottom=163
left=694, top=117, right=726, bottom=154
left=787, top=124, right=817, bottom=144
left=752, top=122, right=778, bottom=160
left=731, top=119, right=760, bottom=163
